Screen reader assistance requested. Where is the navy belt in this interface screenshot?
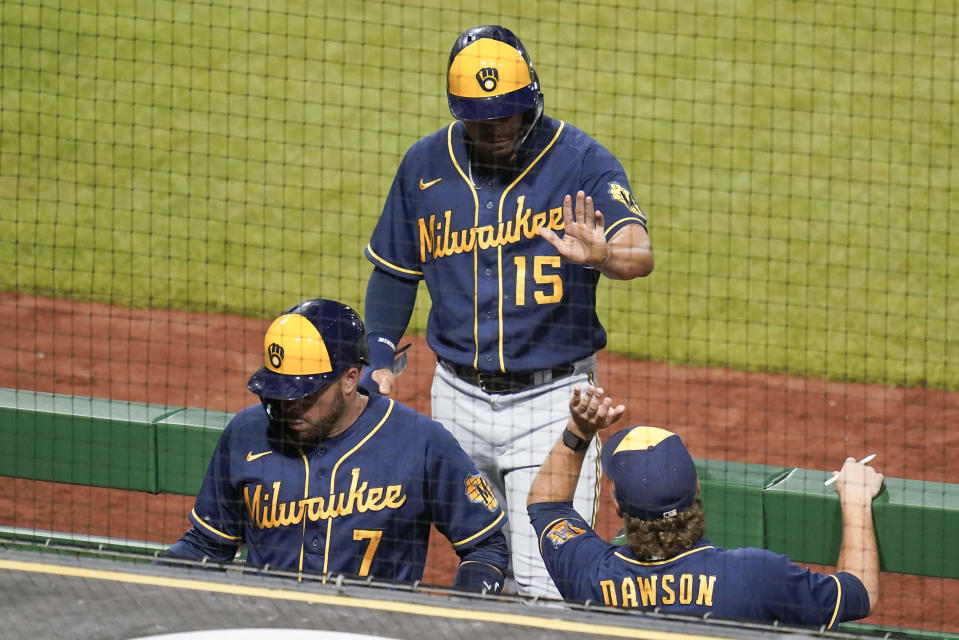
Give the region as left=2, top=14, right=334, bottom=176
left=439, top=358, right=575, bottom=394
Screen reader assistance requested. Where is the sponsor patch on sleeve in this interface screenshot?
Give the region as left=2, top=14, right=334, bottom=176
left=465, top=473, right=499, bottom=511
left=546, top=519, right=586, bottom=549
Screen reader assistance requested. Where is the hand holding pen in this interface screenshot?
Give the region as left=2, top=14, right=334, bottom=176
left=825, top=454, right=876, bottom=486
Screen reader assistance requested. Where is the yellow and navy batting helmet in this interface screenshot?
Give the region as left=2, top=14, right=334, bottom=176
left=447, top=25, right=544, bottom=121
left=247, top=298, right=370, bottom=401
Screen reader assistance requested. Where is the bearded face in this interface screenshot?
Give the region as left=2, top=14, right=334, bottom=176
left=262, top=377, right=348, bottom=447
left=463, top=112, right=526, bottom=165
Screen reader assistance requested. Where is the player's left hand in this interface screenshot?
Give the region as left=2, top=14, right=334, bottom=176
left=539, top=190, right=609, bottom=268
left=568, top=385, right=625, bottom=438
left=833, top=456, right=884, bottom=506
left=371, top=368, right=396, bottom=395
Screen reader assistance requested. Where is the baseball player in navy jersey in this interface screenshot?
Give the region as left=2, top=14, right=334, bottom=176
left=160, top=298, right=508, bottom=592
left=362, top=25, right=654, bottom=597
left=528, top=385, right=884, bottom=627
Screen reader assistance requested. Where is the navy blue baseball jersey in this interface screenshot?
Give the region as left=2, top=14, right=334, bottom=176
left=364, top=116, right=647, bottom=372
left=187, top=391, right=506, bottom=581
left=529, top=502, right=870, bottom=628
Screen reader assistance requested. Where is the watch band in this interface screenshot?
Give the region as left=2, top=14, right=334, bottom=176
left=562, top=427, right=591, bottom=452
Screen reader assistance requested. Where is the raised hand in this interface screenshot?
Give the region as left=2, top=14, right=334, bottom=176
left=539, top=190, right=609, bottom=268
left=569, top=385, right=625, bottom=438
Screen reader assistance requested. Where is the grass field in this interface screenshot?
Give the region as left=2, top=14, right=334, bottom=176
left=1, top=0, right=956, bottom=389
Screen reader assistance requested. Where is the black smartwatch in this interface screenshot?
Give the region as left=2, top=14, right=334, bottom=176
left=562, top=428, right=592, bottom=452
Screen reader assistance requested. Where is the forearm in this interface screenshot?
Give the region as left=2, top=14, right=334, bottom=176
left=156, top=526, right=239, bottom=565
left=453, top=530, right=508, bottom=592
left=364, top=268, right=417, bottom=368
left=596, top=226, right=654, bottom=280
left=456, top=529, right=508, bottom=568
left=527, top=422, right=589, bottom=506
left=836, top=501, right=880, bottom=612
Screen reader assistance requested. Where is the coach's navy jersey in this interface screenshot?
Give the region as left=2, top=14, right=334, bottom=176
left=189, top=391, right=506, bottom=581
left=529, top=502, right=869, bottom=628
left=365, top=116, right=647, bottom=372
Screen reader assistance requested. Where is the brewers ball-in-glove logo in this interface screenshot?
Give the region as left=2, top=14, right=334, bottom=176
left=268, top=343, right=284, bottom=369
left=465, top=473, right=498, bottom=511
left=608, top=182, right=644, bottom=217
left=546, top=519, right=586, bottom=549
left=475, top=67, right=499, bottom=92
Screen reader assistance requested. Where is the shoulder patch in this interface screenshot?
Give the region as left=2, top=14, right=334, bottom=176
left=608, top=182, right=645, bottom=218
left=465, top=473, right=499, bottom=511
left=546, top=519, right=586, bottom=549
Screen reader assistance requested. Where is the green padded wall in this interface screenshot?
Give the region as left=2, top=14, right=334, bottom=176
left=697, top=459, right=789, bottom=549
left=156, top=408, right=231, bottom=495
left=0, top=388, right=175, bottom=492
left=763, top=468, right=959, bottom=579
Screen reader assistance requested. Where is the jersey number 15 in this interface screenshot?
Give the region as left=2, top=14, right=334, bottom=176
left=514, top=256, right=562, bottom=306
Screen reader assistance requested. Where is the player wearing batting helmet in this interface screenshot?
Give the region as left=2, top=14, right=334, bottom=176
left=527, top=385, right=884, bottom=627
left=362, top=25, right=654, bottom=597
left=160, top=298, right=508, bottom=592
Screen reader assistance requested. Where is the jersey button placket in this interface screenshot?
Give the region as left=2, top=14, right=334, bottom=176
left=316, top=447, right=326, bottom=482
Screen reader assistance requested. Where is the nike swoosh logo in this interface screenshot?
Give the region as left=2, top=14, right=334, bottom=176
left=246, top=450, right=272, bottom=462
left=419, top=177, right=442, bottom=190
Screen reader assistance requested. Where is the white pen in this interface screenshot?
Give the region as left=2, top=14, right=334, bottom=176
left=824, top=453, right=876, bottom=486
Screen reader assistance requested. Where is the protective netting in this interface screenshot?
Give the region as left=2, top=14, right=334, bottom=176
left=1, top=1, right=956, bottom=636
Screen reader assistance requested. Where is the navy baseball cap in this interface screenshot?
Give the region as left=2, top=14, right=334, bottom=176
left=247, top=298, right=369, bottom=401
left=600, top=426, right=698, bottom=521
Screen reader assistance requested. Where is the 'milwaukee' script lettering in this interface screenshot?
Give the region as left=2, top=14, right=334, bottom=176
left=244, top=467, right=406, bottom=529
left=418, top=196, right=564, bottom=261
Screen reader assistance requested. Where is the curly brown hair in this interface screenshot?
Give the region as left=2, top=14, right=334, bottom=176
left=623, top=497, right=706, bottom=561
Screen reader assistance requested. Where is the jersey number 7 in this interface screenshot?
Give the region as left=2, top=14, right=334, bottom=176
left=353, top=529, right=383, bottom=577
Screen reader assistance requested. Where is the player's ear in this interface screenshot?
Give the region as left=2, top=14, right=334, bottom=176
left=341, top=366, right=361, bottom=394
left=614, top=501, right=623, bottom=518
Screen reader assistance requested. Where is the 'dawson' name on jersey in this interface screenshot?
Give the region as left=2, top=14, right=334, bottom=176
left=244, top=467, right=406, bottom=530
left=600, top=573, right=718, bottom=609
left=418, top=195, right=564, bottom=262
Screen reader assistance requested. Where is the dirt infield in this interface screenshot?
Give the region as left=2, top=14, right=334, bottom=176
left=2, top=292, right=957, bottom=632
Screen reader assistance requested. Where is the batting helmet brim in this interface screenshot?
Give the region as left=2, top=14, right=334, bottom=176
left=247, top=367, right=339, bottom=401
left=448, top=84, right=541, bottom=121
